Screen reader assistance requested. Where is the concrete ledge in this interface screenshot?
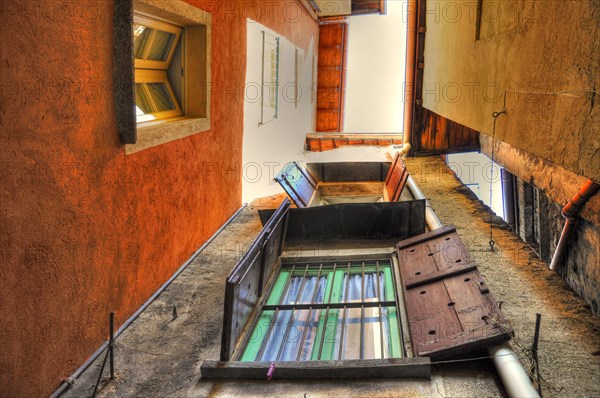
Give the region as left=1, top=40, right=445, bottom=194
left=125, top=117, right=210, bottom=154
left=200, top=358, right=431, bottom=380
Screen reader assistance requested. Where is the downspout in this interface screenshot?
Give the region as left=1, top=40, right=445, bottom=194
left=406, top=176, right=540, bottom=398
left=50, top=204, right=248, bottom=398
left=549, top=180, right=599, bottom=271
left=400, top=0, right=417, bottom=157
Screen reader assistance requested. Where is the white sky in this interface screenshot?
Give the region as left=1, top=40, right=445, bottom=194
left=344, top=0, right=407, bottom=133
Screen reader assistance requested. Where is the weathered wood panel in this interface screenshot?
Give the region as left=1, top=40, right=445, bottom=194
left=307, top=162, right=391, bottom=182
left=384, top=152, right=409, bottom=202
left=274, top=162, right=318, bottom=208
left=413, top=108, right=480, bottom=156
left=352, top=0, right=386, bottom=15
left=259, top=200, right=426, bottom=241
left=221, top=200, right=291, bottom=361
left=201, top=357, right=431, bottom=380
left=316, top=22, right=348, bottom=132
left=305, top=134, right=403, bottom=152
left=396, top=226, right=512, bottom=359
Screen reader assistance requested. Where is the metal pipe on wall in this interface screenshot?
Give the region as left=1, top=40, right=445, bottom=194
left=550, top=180, right=599, bottom=271
left=405, top=175, right=443, bottom=230
left=405, top=176, right=539, bottom=398
left=489, top=344, right=540, bottom=398
left=50, top=204, right=248, bottom=398
left=401, top=0, right=417, bottom=157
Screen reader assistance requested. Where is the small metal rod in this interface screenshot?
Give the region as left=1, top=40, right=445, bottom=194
left=256, top=264, right=296, bottom=361
left=262, top=301, right=395, bottom=311
left=338, top=262, right=352, bottom=360
left=360, top=262, right=365, bottom=360
left=257, top=232, right=270, bottom=298
left=376, top=261, right=385, bottom=359
left=275, top=264, right=310, bottom=361
left=317, top=262, right=337, bottom=360
left=109, top=312, right=115, bottom=380
left=91, top=348, right=109, bottom=398
left=296, top=263, right=323, bottom=361
left=532, top=313, right=543, bottom=397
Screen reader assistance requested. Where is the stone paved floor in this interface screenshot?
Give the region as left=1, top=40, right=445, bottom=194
left=65, top=156, right=600, bottom=398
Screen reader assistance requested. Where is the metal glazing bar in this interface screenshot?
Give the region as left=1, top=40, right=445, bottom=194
left=281, top=260, right=386, bottom=269
left=338, top=262, right=352, bottom=360
left=360, top=262, right=365, bottom=360
left=376, top=261, right=385, bottom=359
left=262, top=301, right=396, bottom=311
left=256, top=264, right=296, bottom=361
left=296, top=264, right=324, bottom=361
left=255, top=308, right=279, bottom=362
left=317, top=262, right=337, bottom=360
left=276, top=264, right=310, bottom=361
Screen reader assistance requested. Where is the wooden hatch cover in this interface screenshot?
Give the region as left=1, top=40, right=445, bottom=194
left=384, top=152, right=409, bottom=202
left=220, top=199, right=291, bottom=361
left=396, top=225, right=512, bottom=359
left=274, top=162, right=318, bottom=208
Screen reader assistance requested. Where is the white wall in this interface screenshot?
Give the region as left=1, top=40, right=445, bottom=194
left=242, top=20, right=317, bottom=203
left=446, top=152, right=505, bottom=220
left=343, top=1, right=407, bottom=133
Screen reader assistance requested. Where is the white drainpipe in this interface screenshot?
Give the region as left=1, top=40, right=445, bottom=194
left=406, top=175, right=540, bottom=398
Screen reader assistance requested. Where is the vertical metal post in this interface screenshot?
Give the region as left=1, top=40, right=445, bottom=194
left=532, top=313, right=543, bottom=397
left=274, top=37, right=280, bottom=119
left=109, top=312, right=115, bottom=380
left=260, top=31, right=265, bottom=125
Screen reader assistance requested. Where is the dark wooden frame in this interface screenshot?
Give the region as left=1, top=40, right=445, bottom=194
left=201, top=357, right=431, bottom=380
left=220, top=199, right=291, bottom=361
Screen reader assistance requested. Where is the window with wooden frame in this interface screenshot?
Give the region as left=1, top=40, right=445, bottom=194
left=216, top=201, right=511, bottom=377
left=134, top=13, right=183, bottom=123
left=260, top=31, right=280, bottom=125
left=239, top=260, right=404, bottom=362
left=113, top=0, right=211, bottom=154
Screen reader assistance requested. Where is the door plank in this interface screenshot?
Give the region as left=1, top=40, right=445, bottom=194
left=397, top=226, right=512, bottom=359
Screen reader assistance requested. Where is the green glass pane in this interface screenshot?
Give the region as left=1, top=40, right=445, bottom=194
left=147, top=30, right=176, bottom=61
left=135, top=83, right=152, bottom=114
left=133, top=24, right=152, bottom=59
left=147, top=83, right=175, bottom=112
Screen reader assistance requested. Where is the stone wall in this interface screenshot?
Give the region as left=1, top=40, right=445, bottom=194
left=493, top=138, right=600, bottom=317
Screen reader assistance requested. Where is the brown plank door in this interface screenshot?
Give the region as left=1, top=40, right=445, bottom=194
left=396, top=226, right=512, bottom=359
left=412, top=108, right=480, bottom=155
left=384, top=152, right=410, bottom=201
left=274, top=162, right=318, bottom=208
left=316, top=21, right=348, bottom=132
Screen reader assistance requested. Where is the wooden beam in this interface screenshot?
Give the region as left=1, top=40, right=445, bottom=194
left=201, top=357, right=431, bottom=380
left=296, top=0, right=319, bottom=21
left=306, top=132, right=403, bottom=140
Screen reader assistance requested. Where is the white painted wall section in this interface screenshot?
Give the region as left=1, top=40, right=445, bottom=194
left=343, top=1, right=407, bottom=133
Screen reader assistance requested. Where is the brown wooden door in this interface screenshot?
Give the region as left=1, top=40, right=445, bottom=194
left=316, top=21, right=348, bottom=132
left=412, top=108, right=480, bottom=155
left=274, top=162, right=318, bottom=208
left=384, top=152, right=409, bottom=202
left=396, top=226, right=512, bottom=359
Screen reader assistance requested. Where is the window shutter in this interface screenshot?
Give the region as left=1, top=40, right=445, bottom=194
left=220, top=199, right=291, bottom=361
left=274, top=162, right=318, bottom=208
left=384, top=152, right=409, bottom=202
left=396, top=226, right=512, bottom=359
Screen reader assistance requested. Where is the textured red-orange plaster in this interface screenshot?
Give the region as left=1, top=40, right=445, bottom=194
left=0, top=1, right=317, bottom=397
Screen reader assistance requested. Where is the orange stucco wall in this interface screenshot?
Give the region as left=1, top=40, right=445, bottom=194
left=0, top=1, right=317, bottom=397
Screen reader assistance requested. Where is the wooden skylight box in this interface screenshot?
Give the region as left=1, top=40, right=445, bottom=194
left=275, top=152, right=409, bottom=208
